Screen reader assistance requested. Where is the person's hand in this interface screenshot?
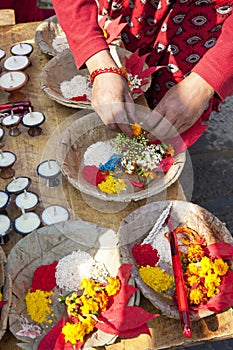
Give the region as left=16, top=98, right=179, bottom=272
left=142, top=72, right=215, bottom=140
left=86, top=49, right=136, bottom=136
left=91, top=72, right=136, bottom=135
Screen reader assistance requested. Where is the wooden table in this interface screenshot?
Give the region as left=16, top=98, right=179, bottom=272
left=0, top=21, right=232, bottom=350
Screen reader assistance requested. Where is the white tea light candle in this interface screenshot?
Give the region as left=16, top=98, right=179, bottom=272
left=14, top=211, right=40, bottom=235
left=0, top=71, right=28, bottom=90
left=10, top=43, right=33, bottom=56
left=22, top=110, right=45, bottom=126
left=0, top=190, right=9, bottom=210
left=3, top=55, right=30, bottom=71
left=37, top=160, right=61, bottom=178
left=6, top=176, right=31, bottom=194
left=41, top=205, right=70, bottom=225
left=0, top=150, right=16, bottom=167
left=15, top=190, right=39, bottom=211
left=0, top=214, right=11, bottom=234
left=0, top=48, right=6, bottom=60
left=2, top=113, right=20, bottom=127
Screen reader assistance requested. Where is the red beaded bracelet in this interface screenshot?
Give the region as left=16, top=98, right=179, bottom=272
left=90, top=67, right=128, bottom=84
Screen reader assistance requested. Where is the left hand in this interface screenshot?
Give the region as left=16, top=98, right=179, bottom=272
left=142, top=72, right=215, bottom=140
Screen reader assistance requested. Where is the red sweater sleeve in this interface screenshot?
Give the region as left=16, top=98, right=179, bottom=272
left=192, top=14, right=233, bottom=101
left=51, top=0, right=109, bottom=68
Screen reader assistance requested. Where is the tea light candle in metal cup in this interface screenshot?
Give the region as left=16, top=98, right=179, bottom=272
left=0, top=214, right=11, bottom=245
left=14, top=208, right=40, bottom=236
left=10, top=43, right=33, bottom=57
left=0, top=150, right=17, bottom=179
left=0, top=190, right=10, bottom=214
left=1, top=110, right=21, bottom=136
left=22, top=107, right=45, bottom=136
left=0, top=71, right=29, bottom=102
left=15, top=189, right=39, bottom=212
left=0, top=127, right=5, bottom=147
left=37, top=159, right=61, bottom=187
left=4, top=55, right=30, bottom=72
left=0, top=48, right=6, bottom=61
left=41, top=205, right=70, bottom=226
left=6, top=176, right=31, bottom=195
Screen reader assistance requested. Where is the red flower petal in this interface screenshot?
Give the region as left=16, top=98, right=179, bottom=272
left=82, top=165, right=107, bottom=186
left=156, top=157, right=175, bottom=173
left=117, top=264, right=133, bottom=285
left=204, top=242, right=233, bottom=261
left=109, top=284, right=138, bottom=309
left=38, top=318, right=64, bottom=350
left=96, top=305, right=157, bottom=335
left=117, top=323, right=152, bottom=338
left=105, top=15, right=127, bottom=44
left=0, top=301, right=7, bottom=308
left=130, top=180, right=145, bottom=188
left=70, top=94, right=89, bottom=102
left=125, top=50, right=156, bottom=80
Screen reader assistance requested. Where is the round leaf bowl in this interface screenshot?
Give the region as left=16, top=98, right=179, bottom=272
left=119, top=200, right=233, bottom=320
left=35, top=15, right=65, bottom=57
left=55, top=112, right=186, bottom=203
left=40, top=46, right=152, bottom=109
left=5, top=220, right=139, bottom=349
left=0, top=246, right=12, bottom=341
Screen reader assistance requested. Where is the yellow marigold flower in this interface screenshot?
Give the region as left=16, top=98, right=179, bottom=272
left=80, top=295, right=99, bottom=315
left=98, top=174, right=126, bottom=194
left=106, top=276, right=121, bottom=296
left=101, top=27, right=109, bottom=39
left=199, top=256, right=213, bottom=276
left=0, top=292, right=2, bottom=301
left=189, top=288, right=205, bottom=305
left=213, top=258, right=229, bottom=276
left=94, top=290, right=109, bottom=311
left=186, top=262, right=200, bottom=276
left=139, top=266, right=174, bottom=293
left=82, top=315, right=97, bottom=333
left=187, top=245, right=205, bottom=260
left=204, top=270, right=221, bottom=289
left=165, top=144, right=175, bottom=157
left=25, top=290, right=53, bottom=324
left=187, top=274, right=201, bottom=287
left=62, top=321, right=87, bottom=344
left=131, top=123, right=142, bottom=136
left=81, top=278, right=98, bottom=297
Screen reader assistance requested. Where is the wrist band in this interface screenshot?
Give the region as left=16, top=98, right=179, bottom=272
left=90, top=67, right=128, bottom=84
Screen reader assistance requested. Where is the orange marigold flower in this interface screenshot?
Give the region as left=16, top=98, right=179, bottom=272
left=131, top=123, right=143, bottom=136
left=187, top=245, right=205, bottom=260
left=106, top=276, right=121, bottom=296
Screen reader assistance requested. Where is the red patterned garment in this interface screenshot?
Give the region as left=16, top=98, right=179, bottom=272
left=52, top=0, right=233, bottom=146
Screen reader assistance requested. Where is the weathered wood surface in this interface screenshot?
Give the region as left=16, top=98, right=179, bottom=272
left=0, top=21, right=232, bottom=350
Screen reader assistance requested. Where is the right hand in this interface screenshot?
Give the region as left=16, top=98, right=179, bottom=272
left=86, top=49, right=136, bottom=135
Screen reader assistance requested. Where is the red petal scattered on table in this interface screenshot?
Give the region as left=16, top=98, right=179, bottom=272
left=82, top=165, right=107, bottom=186
left=38, top=317, right=64, bottom=350
left=204, top=242, right=233, bottom=261
left=31, top=261, right=58, bottom=292
left=156, top=157, right=174, bottom=173
left=0, top=301, right=7, bottom=308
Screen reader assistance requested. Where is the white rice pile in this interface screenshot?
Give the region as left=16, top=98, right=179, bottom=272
left=84, top=140, right=116, bottom=167
left=55, top=250, right=95, bottom=291
left=60, top=75, right=92, bottom=100
left=52, top=36, right=69, bottom=53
